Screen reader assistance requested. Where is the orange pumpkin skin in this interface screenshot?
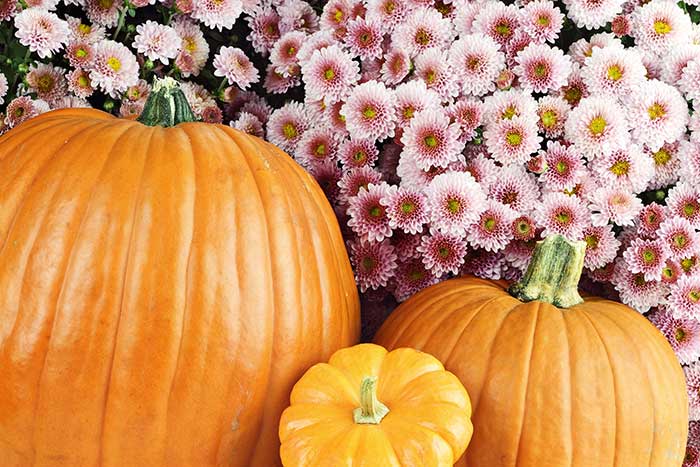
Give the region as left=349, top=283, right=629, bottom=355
left=375, top=277, right=688, bottom=467
left=0, top=107, right=359, bottom=466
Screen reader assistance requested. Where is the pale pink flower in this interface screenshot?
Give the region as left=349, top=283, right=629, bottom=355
left=582, top=224, right=620, bottom=270
left=449, top=33, right=505, bottom=96
left=401, top=109, right=463, bottom=170
left=90, top=40, right=139, bottom=97
left=0, top=0, right=18, bottom=22
left=627, top=80, right=689, bottom=152
left=588, top=186, right=643, bottom=226
left=623, top=238, right=669, bottom=281
left=347, top=183, right=393, bottom=242
left=414, top=47, right=459, bottom=100
left=267, top=102, right=309, bottom=152
left=192, top=0, right=243, bottom=30
left=263, top=64, right=300, bottom=94
left=350, top=238, right=398, bottom=292
left=26, top=63, right=67, bottom=104
left=278, top=0, right=319, bottom=33
left=669, top=274, right=700, bottom=320
left=338, top=166, right=383, bottom=199
left=472, top=2, right=520, bottom=48
left=649, top=308, right=700, bottom=365
left=380, top=48, right=411, bottom=85
left=173, top=19, right=209, bottom=77
left=391, top=7, right=454, bottom=57
left=295, top=127, right=341, bottom=169
left=246, top=4, right=281, bottom=55
left=612, top=260, right=665, bottom=313
left=484, top=116, right=542, bottom=165
left=4, top=96, right=49, bottom=128
left=489, top=165, right=540, bottom=212
left=568, top=33, right=623, bottom=65
left=85, top=0, right=120, bottom=27
left=394, top=80, right=441, bottom=132
left=65, top=16, right=105, bottom=43
left=514, top=43, right=572, bottom=92
left=14, top=9, right=69, bottom=58
left=661, top=44, right=700, bottom=85
left=232, top=112, right=265, bottom=138
left=213, top=47, right=260, bottom=90
left=427, top=171, right=487, bottom=235
left=467, top=200, right=518, bottom=252
left=520, top=1, right=564, bottom=43
left=632, top=0, right=692, bottom=55
left=342, top=80, right=397, bottom=141
left=536, top=95, right=570, bottom=138
left=667, top=183, right=700, bottom=228
left=659, top=217, right=700, bottom=260
left=302, top=45, right=359, bottom=103
left=418, top=229, right=469, bottom=276
left=381, top=185, right=430, bottom=234
left=581, top=47, right=646, bottom=98
left=448, top=98, right=483, bottom=142
left=535, top=192, right=590, bottom=239
left=647, top=140, right=682, bottom=189
left=563, top=0, right=624, bottom=29
left=133, top=21, right=180, bottom=65
left=591, top=145, right=654, bottom=193
left=393, top=257, right=439, bottom=302
left=339, top=138, right=378, bottom=169
left=345, top=16, right=383, bottom=60
left=637, top=203, right=668, bottom=238
left=484, top=88, right=539, bottom=123
left=269, top=31, right=304, bottom=78
left=66, top=41, right=93, bottom=69
left=564, top=96, right=630, bottom=157
left=320, top=0, right=352, bottom=35
left=366, top=0, right=411, bottom=32
left=558, top=63, right=589, bottom=106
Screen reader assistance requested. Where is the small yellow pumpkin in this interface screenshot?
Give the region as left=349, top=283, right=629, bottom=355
left=278, top=343, right=473, bottom=466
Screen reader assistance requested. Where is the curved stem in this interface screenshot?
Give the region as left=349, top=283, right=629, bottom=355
left=353, top=376, right=389, bottom=425
left=137, top=77, right=196, bottom=127
left=508, top=235, right=586, bottom=308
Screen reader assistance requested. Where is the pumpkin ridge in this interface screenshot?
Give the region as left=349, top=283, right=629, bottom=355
left=576, top=309, right=618, bottom=467
left=561, top=307, right=575, bottom=467
left=0, top=117, right=72, bottom=161
left=98, top=124, right=154, bottom=463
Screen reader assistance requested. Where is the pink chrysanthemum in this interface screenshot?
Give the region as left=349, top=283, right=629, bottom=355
left=454, top=1, right=486, bottom=36
left=414, top=47, right=459, bottom=100
left=667, top=183, right=700, bottom=228
left=536, top=95, right=570, bottom=138
left=581, top=47, right=646, bottom=98
left=418, top=229, right=469, bottom=276
left=649, top=308, right=700, bottom=365
left=320, top=0, right=352, bottom=35
left=484, top=116, right=542, bottom=165
left=393, top=81, right=442, bottom=134
left=472, top=2, right=520, bottom=48
left=180, top=81, right=215, bottom=118
left=213, top=46, right=259, bottom=90
left=295, top=127, right=340, bottom=169
left=133, top=21, right=180, bottom=65
left=400, top=109, right=463, bottom=170
left=66, top=41, right=93, bottom=69
left=267, top=102, right=309, bottom=152
left=14, top=9, right=69, bottom=59
left=278, top=0, right=319, bottom=33
left=539, top=141, right=585, bottom=190
left=662, top=259, right=683, bottom=285
left=231, top=111, right=264, bottom=138
left=612, top=259, right=665, bottom=313
left=342, top=80, right=397, bottom=141
left=192, top=0, right=243, bottom=31
left=4, top=96, right=49, bottom=129
left=0, top=0, right=18, bottom=22
left=448, top=98, right=483, bottom=142
left=632, top=0, right=692, bottom=55
left=89, top=40, right=139, bottom=97
left=302, top=45, right=359, bottom=104
left=623, top=238, right=669, bottom=281
left=380, top=185, right=430, bottom=234
left=485, top=89, right=539, bottom=127
left=269, top=31, right=304, bottom=78
left=350, top=238, right=398, bottom=292
left=347, top=182, right=393, bottom=241
left=582, top=224, right=620, bottom=270
left=365, top=0, right=410, bottom=31
left=427, top=171, right=487, bottom=235
left=345, top=17, right=383, bottom=60
left=391, top=7, right=454, bottom=57
left=611, top=14, right=631, bottom=37
left=26, top=63, right=67, bottom=104
left=589, top=186, right=643, bottom=226
left=393, top=257, right=439, bottom=302
left=669, top=273, right=700, bottom=320
left=246, top=4, right=281, bottom=55
left=173, top=19, right=209, bottom=77
left=558, top=63, right=590, bottom=106
left=563, top=0, right=624, bottom=29
left=512, top=215, right=537, bottom=241
left=680, top=59, right=700, bottom=103
left=681, top=139, right=700, bottom=186
left=84, top=0, right=120, bottom=27
left=647, top=140, right=682, bottom=189
left=467, top=200, right=517, bottom=252
left=338, top=166, right=383, bottom=200
left=449, top=33, right=505, bottom=97
left=659, top=216, right=700, bottom=261
left=464, top=152, right=499, bottom=188
left=569, top=33, right=623, bottom=65
left=527, top=153, right=549, bottom=174
left=685, top=362, right=700, bottom=420
left=627, top=80, right=689, bottom=151
left=338, top=138, right=378, bottom=169
left=263, top=64, right=300, bottom=94
left=637, top=202, right=668, bottom=237
left=565, top=96, right=630, bottom=157
left=535, top=192, right=589, bottom=239
left=591, top=145, right=654, bottom=193
left=661, top=44, right=700, bottom=85
left=380, top=48, right=411, bottom=85
left=520, top=1, right=564, bottom=43
left=489, top=165, right=540, bottom=212
left=514, top=43, right=572, bottom=92
left=690, top=421, right=700, bottom=448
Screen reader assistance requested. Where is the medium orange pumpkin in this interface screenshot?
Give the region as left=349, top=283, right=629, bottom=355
left=0, top=78, right=360, bottom=466
left=375, top=235, right=688, bottom=467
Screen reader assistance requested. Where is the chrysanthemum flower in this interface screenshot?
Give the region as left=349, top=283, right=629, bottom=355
left=565, top=96, right=630, bottom=157
left=647, top=140, right=682, bottom=189
left=659, top=217, right=700, bottom=260
left=246, top=4, right=281, bottom=55
left=347, top=183, right=393, bottom=242
left=454, top=0, right=485, bottom=36
left=669, top=273, right=700, bottom=320
left=448, top=33, right=505, bottom=96
left=414, top=47, right=459, bottom=100
left=512, top=215, right=537, bottom=242
left=627, top=80, right=688, bottom=152
left=581, top=47, right=646, bottom=98
left=637, top=202, right=668, bottom=238
left=472, top=2, right=520, bottom=48
left=489, top=165, right=540, bottom=212
left=85, top=0, right=120, bottom=27
left=662, top=259, right=682, bottom=285
left=295, top=127, right=341, bottom=169
left=350, top=238, right=398, bottom=292
left=582, top=224, right=620, bottom=269
left=569, top=33, right=623, bottom=64
left=418, top=229, right=469, bottom=276
left=338, top=167, right=383, bottom=200
left=302, top=45, right=359, bottom=104
left=467, top=200, right=518, bottom=252
left=623, top=238, right=669, bottom=281
left=320, top=0, right=352, bottom=36
left=192, top=0, right=243, bottom=31
left=267, top=101, right=309, bottom=152
left=338, top=138, right=378, bottom=169
left=448, top=98, right=483, bottom=142
left=557, top=63, right=589, bottom=106
left=201, top=105, right=223, bottom=124
left=0, top=73, right=7, bottom=106
left=483, top=116, right=542, bottom=165
left=520, top=1, right=564, bottom=43
left=89, top=40, right=139, bottom=97
left=612, top=259, right=665, bottom=313
left=65, top=16, right=104, bottom=43
left=133, top=21, right=180, bottom=65
left=345, top=17, right=383, bottom=60
left=632, top=0, right=692, bottom=55
left=649, top=308, right=700, bottom=365
left=463, top=249, right=506, bottom=280
left=611, top=14, right=631, bottom=37
left=484, top=88, right=539, bottom=123
left=26, top=63, right=67, bottom=104
left=563, top=0, right=624, bottom=29
left=173, top=19, right=209, bottom=77
left=393, top=257, right=439, bottom=301
left=427, top=171, right=487, bottom=235
left=536, top=95, right=570, bottom=138
left=380, top=185, right=430, bottom=234
left=263, top=64, right=300, bottom=94
left=14, top=9, right=69, bottom=58
left=588, top=186, right=643, bottom=226
left=684, top=362, right=700, bottom=420
left=391, top=7, right=454, bottom=57
left=231, top=112, right=265, bottom=138
left=66, top=41, right=93, bottom=69
left=400, top=109, right=463, bottom=170
left=4, top=96, right=49, bottom=128
left=591, top=145, right=654, bottom=193
left=366, top=0, right=411, bottom=32
left=535, top=192, right=589, bottom=239
left=0, top=0, right=18, bottom=22
left=661, top=44, right=700, bottom=85
left=514, top=43, right=572, bottom=92
left=667, top=183, right=700, bottom=228
left=269, top=31, right=304, bottom=78
left=213, top=46, right=259, bottom=90
left=380, top=48, right=411, bottom=85
left=342, top=80, right=397, bottom=141
left=278, top=0, right=319, bottom=33
left=464, top=152, right=499, bottom=188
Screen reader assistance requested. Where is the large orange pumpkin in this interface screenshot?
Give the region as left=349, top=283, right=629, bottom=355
left=0, top=78, right=360, bottom=466
left=375, top=235, right=688, bottom=467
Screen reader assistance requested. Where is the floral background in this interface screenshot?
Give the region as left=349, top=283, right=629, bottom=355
left=3, top=0, right=700, bottom=457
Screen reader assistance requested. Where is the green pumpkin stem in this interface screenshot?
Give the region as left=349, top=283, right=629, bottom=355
left=353, top=376, right=389, bottom=425
left=509, top=234, right=586, bottom=308
left=137, top=77, right=196, bottom=127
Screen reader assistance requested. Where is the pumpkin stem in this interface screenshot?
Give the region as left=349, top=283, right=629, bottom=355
left=137, top=77, right=197, bottom=127
left=509, top=234, right=586, bottom=308
left=353, top=376, right=389, bottom=425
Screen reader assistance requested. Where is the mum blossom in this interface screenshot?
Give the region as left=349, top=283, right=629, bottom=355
left=659, top=217, right=700, bottom=260
left=581, top=47, right=646, bottom=98
left=89, top=40, right=139, bottom=97
left=589, top=186, right=643, bottom=227
left=133, top=21, right=180, bottom=65
left=623, top=238, right=669, bottom=281
left=339, top=139, right=379, bottom=169
left=426, top=172, right=487, bottom=235
left=269, top=31, right=305, bottom=78
left=537, top=96, right=570, bottom=138
left=4, top=96, right=49, bottom=129
left=366, top=0, right=411, bottom=32
left=380, top=48, right=412, bottom=85
left=647, top=140, right=682, bottom=189
left=192, top=0, right=243, bottom=30
left=380, top=185, right=430, bottom=234
left=418, top=229, right=469, bottom=276
left=520, top=1, right=564, bottom=43
left=85, top=0, right=120, bottom=27
left=295, top=127, right=340, bottom=169
left=612, top=260, right=666, bottom=313
left=391, top=7, right=454, bottom=57
left=680, top=139, right=700, bottom=182
left=627, top=80, right=689, bottom=151
left=632, top=0, right=693, bottom=55
left=650, top=308, right=700, bottom=366
left=638, top=203, right=668, bottom=237
left=302, top=45, right=359, bottom=104
left=539, top=141, right=585, bottom=190
left=347, top=183, right=393, bottom=242
left=564, top=96, right=630, bottom=157
left=400, top=110, right=463, bottom=170
left=489, top=166, right=540, bottom=213
left=685, top=363, right=700, bottom=420
left=582, top=224, right=620, bottom=270
left=246, top=5, right=281, bottom=55
left=448, top=98, right=483, bottom=142
left=472, top=2, right=520, bottom=48
left=350, top=238, right=398, bottom=292
left=514, top=43, right=572, bottom=93
left=483, top=116, right=542, bottom=165
left=26, top=63, right=67, bottom=104
left=563, top=0, right=624, bottom=29
left=393, top=258, right=439, bottom=302
left=213, top=47, right=260, bottom=90
left=484, top=89, right=538, bottom=124
left=173, top=19, right=209, bottom=77
left=342, top=80, right=397, bottom=142
left=414, top=48, right=460, bottom=101
left=535, top=192, right=590, bottom=240
left=448, top=33, right=505, bottom=97
left=667, top=183, right=700, bottom=228
left=591, top=145, right=654, bottom=193
left=660, top=44, right=700, bottom=85
left=345, top=17, right=384, bottom=60
left=338, top=167, right=383, bottom=199
left=232, top=112, right=264, bottom=138
left=267, top=102, right=309, bottom=153
left=467, top=200, right=518, bottom=252
left=669, top=274, right=700, bottom=320
left=14, top=9, right=69, bottom=59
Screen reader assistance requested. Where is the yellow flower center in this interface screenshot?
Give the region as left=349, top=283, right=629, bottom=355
left=506, top=131, right=522, bottom=146
left=537, top=15, right=550, bottom=26
left=363, top=106, right=377, bottom=119
left=689, top=290, right=700, bottom=302
left=534, top=62, right=547, bottom=77
left=107, top=56, right=122, bottom=72
left=36, top=74, right=54, bottom=92
left=467, top=56, right=481, bottom=71
left=541, top=109, right=557, bottom=128
left=502, top=106, right=517, bottom=119
left=674, top=233, right=687, bottom=248
left=403, top=106, right=414, bottom=119
left=401, top=201, right=415, bottom=214
left=495, top=21, right=511, bottom=37
left=563, top=86, right=582, bottom=105
left=654, top=20, right=671, bottom=35
left=647, top=102, right=665, bottom=120
left=314, top=144, right=326, bottom=157
left=609, top=160, right=630, bottom=176
left=642, top=248, right=657, bottom=264
left=78, top=75, right=89, bottom=87
left=384, top=1, right=395, bottom=13
left=438, top=246, right=450, bottom=258
left=324, top=68, right=335, bottom=80
left=353, top=151, right=367, bottom=162
left=415, top=29, right=430, bottom=45
left=447, top=198, right=461, bottom=213
left=555, top=210, right=571, bottom=224
left=684, top=202, right=698, bottom=217
left=424, top=135, right=438, bottom=147
left=361, top=256, right=376, bottom=271
left=588, top=116, right=606, bottom=136
left=653, top=148, right=671, bottom=165
left=184, top=37, right=197, bottom=53
left=359, top=32, right=371, bottom=44
left=555, top=160, right=568, bottom=174
left=585, top=234, right=599, bottom=249
left=676, top=327, right=687, bottom=342
left=98, top=0, right=113, bottom=8
left=682, top=257, right=697, bottom=272
left=369, top=205, right=383, bottom=218
left=282, top=122, right=297, bottom=139
left=425, top=70, right=436, bottom=83
left=333, top=9, right=343, bottom=23
left=76, top=47, right=88, bottom=58
left=482, top=217, right=496, bottom=231
left=607, top=65, right=623, bottom=81
left=78, top=23, right=91, bottom=34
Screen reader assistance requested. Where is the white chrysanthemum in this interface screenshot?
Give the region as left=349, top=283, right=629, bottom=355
left=192, top=0, right=244, bottom=31
left=484, top=89, right=539, bottom=125
left=660, top=43, right=700, bottom=85
left=391, top=7, right=454, bottom=57
left=213, top=46, right=260, bottom=90
left=14, top=9, right=69, bottom=59
left=564, top=96, right=630, bottom=158
left=563, top=0, right=624, bottom=30
left=679, top=59, right=700, bottom=103
left=89, top=40, right=139, bottom=97
left=632, top=0, right=692, bottom=55
left=581, top=47, right=646, bottom=98
left=448, top=33, right=505, bottom=97
left=133, top=21, right=180, bottom=65
left=173, top=19, right=210, bottom=77
left=568, top=33, right=623, bottom=65
left=513, top=42, right=572, bottom=93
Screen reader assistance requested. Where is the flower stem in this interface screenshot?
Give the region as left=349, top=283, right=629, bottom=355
left=353, top=376, right=389, bottom=425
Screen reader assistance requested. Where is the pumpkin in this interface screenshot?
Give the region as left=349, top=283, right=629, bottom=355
left=279, top=343, right=473, bottom=466
left=0, top=78, right=360, bottom=466
left=375, top=235, right=688, bottom=467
